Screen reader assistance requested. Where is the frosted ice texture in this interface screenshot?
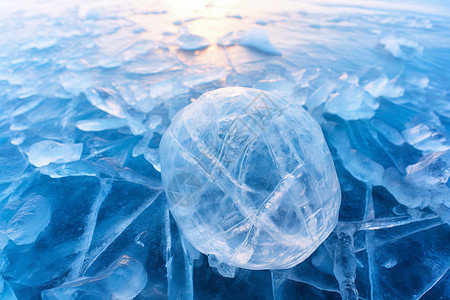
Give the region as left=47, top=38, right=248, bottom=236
left=160, top=87, right=341, bottom=270
left=6, top=195, right=51, bottom=245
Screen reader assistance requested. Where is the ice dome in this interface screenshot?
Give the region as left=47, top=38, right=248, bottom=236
left=160, top=87, right=341, bottom=270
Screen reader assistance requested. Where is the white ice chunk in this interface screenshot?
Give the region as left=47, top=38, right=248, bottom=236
left=59, top=72, right=92, bottom=95
left=208, top=255, right=237, bottom=278
left=85, top=88, right=127, bottom=119
left=330, top=127, right=384, bottom=185
left=402, top=124, right=449, bottom=152
left=239, top=28, right=281, bottom=55
left=144, top=148, right=161, bottom=172
left=383, top=168, right=424, bottom=208
left=406, top=151, right=450, bottom=186
left=305, top=80, right=336, bottom=110
left=365, top=74, right=404, bottom=98
left=383, top=150, right=450, bottom=209
left=177, top=34, right=210, bottom=51
left=379, top=35, right=423, bottom=59
left=25, top=140, right=83, bottom=167
left=85, top=88, right=146, bottom=135
left=75, top=118, right=127, bottom=131
left=325, top=83, right=378, bottom=120
left=340, top=149, right=384, bottom=185
left=7, top=195, right=51, bottom=245
left=217, top=31, right=244, bottom=47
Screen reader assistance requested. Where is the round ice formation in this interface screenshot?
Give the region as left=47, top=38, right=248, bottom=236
left=160, top=87, right=341, bottom=270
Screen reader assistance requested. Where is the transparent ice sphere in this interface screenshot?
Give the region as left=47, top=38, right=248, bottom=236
left=160, top=87, right=341, bottom=270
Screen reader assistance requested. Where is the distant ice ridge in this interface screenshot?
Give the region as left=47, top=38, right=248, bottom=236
left=160, top=87, right=341, bottom=270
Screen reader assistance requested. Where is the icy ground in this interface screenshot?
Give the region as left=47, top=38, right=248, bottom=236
left=0, top=0, right=449, bottom=299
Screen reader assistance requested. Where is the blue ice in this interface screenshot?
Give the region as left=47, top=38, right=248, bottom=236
left=0, top=0, right=449, bottom=299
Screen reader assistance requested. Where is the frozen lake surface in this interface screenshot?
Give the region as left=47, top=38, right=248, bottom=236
left=0, top=0, right=449, bottom=299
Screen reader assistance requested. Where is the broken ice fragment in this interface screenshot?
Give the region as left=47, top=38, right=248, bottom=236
left=330, top=129, right=384, bottom=185
left=177, top=34, right=210, bottom=51
left=325, top=82, right=378, bottom=120
left=59, top=71, right=92, bottom=95
left=75, top=118, right=127, bottom=132
left=333, top=225, right=358, bottom=300
left=0, top=280, right=17, bottom=300
left=25, top=140, right=83, bottom=167
left=365, top=74, right=404, bottom=98
left=217, top=31, right=244, bottom=47
left=239, top=28, right=281, bottom=55
left=370, top=119, right=405, bottom=146
left=341, top=149, right=384, bottom=185
left=305, top=79, right=336, bottom=110
left=6, top=195, right=51, bottom=245
left=379, top=35, right=423, bottom=59
left=85, top=88, right=127, bottom=119
left=149, top=77, right=188, bottom=99
left=406, top=151, right=450, bottom=186
left=41, top=255, right=147, bottom=300
left=383, top=150, right=450, bottom=210
left=208, top=255, right=236, bottom=278
left=402, top=124, right=449, bottom=152
left=122, top=40, right=156, bottom=60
